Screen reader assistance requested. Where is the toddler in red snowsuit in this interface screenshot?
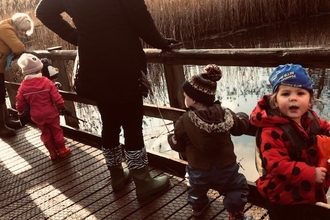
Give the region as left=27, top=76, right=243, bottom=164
left=16, top=53, right=70, bottom=160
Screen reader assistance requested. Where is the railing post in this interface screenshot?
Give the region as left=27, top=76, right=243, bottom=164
left=4, top=70, right=17, bottom=109
left=163, top=64, right=187, bottom=160
left=52, top=59, right=79, bottom=128
left=163, top=64, right=186, bottom=109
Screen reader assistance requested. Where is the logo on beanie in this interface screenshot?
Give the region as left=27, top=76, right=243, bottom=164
left=278, top=71, right=296, bottom=81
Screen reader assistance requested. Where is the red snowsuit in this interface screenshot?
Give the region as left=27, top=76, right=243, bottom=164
left=16, top=74, right=66, bottom=156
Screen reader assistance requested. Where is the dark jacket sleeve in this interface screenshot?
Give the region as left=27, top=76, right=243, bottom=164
left=229, top=111, right=249, bottom=136
left=119, top=0, right=169, bottom=50
left=36, top=0, right=78, bottom=46
left=167, top=116, right=186, bottom=152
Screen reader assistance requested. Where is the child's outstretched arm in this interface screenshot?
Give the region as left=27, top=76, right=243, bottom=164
left=229, top=111, right=250, bottom=136
left=167, top=116, right=186, bottom=152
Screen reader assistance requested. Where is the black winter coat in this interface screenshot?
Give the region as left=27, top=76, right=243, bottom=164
left=36, top=0, right=169, bottom=103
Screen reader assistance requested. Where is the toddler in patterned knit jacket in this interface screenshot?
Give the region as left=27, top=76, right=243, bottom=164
left=168, top=64, right=254, bottom=220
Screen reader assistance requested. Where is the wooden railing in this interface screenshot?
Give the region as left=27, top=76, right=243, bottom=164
left=5, top=47, right=330, bottom=214
left=8, top=47, right=329, bottom=132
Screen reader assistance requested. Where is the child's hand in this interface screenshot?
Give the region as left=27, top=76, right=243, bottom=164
left=315, top=167, right=327, bottom=183
left=59, top=107, right=72, bottom=116
left=167, top=133, right=177, bottom=145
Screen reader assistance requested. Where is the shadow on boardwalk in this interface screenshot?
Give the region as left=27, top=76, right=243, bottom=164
left=0, top=125, right=269, bottom=220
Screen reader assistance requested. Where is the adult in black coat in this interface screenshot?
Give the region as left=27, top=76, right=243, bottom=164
left=36, top=0, right=178, bottom=200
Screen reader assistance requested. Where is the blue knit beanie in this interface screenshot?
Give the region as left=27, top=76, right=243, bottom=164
left=269, top=64, right=313, bottom=93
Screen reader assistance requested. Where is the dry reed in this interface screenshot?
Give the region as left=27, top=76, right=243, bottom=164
left=1, top=0, right=330, bottom=50
left=146, top=0, right=330, bottom=45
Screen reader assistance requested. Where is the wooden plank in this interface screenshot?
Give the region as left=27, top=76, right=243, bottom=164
left=124, top=174, right=186, bottom=219
left=29, top=151, right=107, bottom=220
left=101, top=169, right=171, bottom=219
left=1, top=139, right=100, bottom=219
left=143, top=103, right=185, bottom=121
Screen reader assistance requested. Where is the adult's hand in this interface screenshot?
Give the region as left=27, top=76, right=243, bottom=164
left=162, top=38, right=182, bottom=52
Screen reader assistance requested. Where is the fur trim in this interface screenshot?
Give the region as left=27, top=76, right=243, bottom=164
left=188, top=108, right=234, bottom=133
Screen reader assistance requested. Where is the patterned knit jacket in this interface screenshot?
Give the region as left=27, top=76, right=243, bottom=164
left=168, top=100, right=249, bottom=171
left=250, top=95, right=330, bottom=205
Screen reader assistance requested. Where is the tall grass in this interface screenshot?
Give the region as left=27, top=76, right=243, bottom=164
left=1, top=0, right=329, bottom=50
left=146, top=0, right=330, bottom=44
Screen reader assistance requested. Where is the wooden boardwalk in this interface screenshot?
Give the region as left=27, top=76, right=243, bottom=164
left=0, top=125, right=270, bottom=220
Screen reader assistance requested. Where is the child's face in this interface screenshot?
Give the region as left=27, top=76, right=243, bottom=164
left=275, top=85, right=311, bottom=124
left=184, top=92, right=195, bottom=108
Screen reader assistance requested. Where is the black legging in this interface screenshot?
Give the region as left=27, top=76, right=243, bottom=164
left=96, top=95, right=144, bottom=151
left=0, top=73, right=6, bottom=104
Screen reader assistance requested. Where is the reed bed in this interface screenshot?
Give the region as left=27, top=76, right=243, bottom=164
left=1, top=0, right=329, bottom=50
left=146, top=0, right=330, bottom=44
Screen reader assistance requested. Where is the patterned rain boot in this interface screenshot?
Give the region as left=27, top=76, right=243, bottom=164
left=102, top=145, right=130, bottom=192
left=125, top=147, right=169, bottom=200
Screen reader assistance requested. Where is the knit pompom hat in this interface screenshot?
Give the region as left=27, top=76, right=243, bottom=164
left=17, top=53, right=43, bottom=75
left=182, top=64, right=222, bottom=106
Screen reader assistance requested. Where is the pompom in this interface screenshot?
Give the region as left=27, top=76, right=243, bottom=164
left=204, top=64, right=222, bottom=82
